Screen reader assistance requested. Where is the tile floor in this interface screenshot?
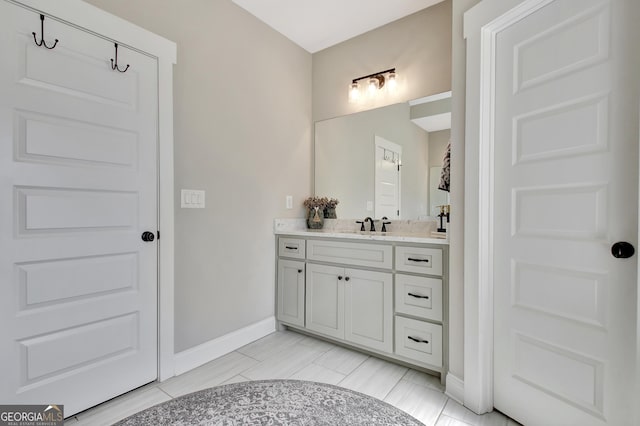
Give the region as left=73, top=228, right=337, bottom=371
left=65, top=330, right=520, bottom=426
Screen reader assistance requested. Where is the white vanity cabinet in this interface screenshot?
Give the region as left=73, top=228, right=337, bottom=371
left=394, top=245, right=446, bottom=370
left=277, top=259, right=305, bottom=327
left=275, top=233, right=448, bottom=378
left=276, top=238, right=306, bottom=327
left=306, top=263, right=393, bottom=352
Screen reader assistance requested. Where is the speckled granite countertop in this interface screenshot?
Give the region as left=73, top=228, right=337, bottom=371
left=274, top=218, right=449, bottom=245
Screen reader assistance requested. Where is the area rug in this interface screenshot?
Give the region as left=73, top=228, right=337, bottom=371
left=114, top=379, right=424, bottom=425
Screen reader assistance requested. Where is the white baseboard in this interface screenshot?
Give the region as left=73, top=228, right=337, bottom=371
left=445, top=373, right=465, bottom=405
left=172, top=316, right=276, bottom=377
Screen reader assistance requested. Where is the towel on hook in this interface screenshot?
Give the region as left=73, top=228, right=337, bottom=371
left=438, top=142, right=450, bottom=192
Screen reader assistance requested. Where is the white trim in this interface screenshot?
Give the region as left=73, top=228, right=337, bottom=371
left=174, top=317, right=277, bottom=376
left=463, top=0, right=555, bottom=415
left=445, top=373, right=465, bottom=405
left=408, top=91, right=452, bottom=105
left=157, top=57, right=176, bottom=381
left=636, top=98, right=640, bottom=426
left=11, top=0, right=177, bottom=382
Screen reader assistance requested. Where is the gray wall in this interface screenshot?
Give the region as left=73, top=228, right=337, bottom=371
left=312, top=1, right=452, bottom=122
left=85, top=0, right=313, bottom=352
left=428, top=129, right=450, bottom=168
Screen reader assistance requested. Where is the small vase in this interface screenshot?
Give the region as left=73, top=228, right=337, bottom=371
left=324, top=207, right=337, bottom=219
left=306, top=206, right=324, bottom=229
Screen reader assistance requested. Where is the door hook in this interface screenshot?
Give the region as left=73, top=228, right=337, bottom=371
left=110, top=43, right=130, bottom=73
left=32, top=14, right=58, bottom=49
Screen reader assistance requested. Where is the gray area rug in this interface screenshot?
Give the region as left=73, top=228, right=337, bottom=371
left=115, top=379, right=424, bottom=425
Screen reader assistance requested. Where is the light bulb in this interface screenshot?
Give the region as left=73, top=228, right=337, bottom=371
left=348, top=82, right=360, bottom=102
left=387, top=71, right=397, bottom=92
left=368, top=77, right=379, bottom=96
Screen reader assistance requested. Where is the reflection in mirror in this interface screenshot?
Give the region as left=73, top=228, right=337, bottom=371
left=314, top=95, right=451, bottom=220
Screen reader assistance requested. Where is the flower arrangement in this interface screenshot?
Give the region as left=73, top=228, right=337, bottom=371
left=325, top=198, right=339, bottom=209
left=302, top=196, right=339, bottom=210
left=303, top=197, right=340, bottom=228
left=303, top=196, right=328, bottom=210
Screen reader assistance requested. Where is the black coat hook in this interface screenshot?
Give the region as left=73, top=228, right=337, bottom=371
left=110, top=43, right=130, bottom=73
left=32, top=14, right=58, bottom=49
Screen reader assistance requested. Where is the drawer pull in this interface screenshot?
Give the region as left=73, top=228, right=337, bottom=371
left=285, top=245, right=298, bottom=250
left=407, top=257, right=429, bottom=263
left=408, top=336, right=429, bottom=344
left=408, top=292, right=429, bottom=300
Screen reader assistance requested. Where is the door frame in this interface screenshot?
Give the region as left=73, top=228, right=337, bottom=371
left=464, top=0, right=640, bottom=418
left=9, top=0, right=177, bottom=381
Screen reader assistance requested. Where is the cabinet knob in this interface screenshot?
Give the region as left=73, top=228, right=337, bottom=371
left=297, top=269, right=303, bottom=273
left=345, top=276, right=350, bottom=281
left=338, top=276, right=343, bottom=280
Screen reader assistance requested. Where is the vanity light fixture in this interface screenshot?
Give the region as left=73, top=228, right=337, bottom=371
left=348, top=68, right=397, bottom=103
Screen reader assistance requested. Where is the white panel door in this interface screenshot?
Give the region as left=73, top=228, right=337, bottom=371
left=375, top=136, right=401, bottom=219
left=492, top=0, right=637, bottom=424
left=0, top=2, right=159, bottom=416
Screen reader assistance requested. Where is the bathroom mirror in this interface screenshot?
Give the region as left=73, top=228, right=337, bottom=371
left=314, top=94, right=451, bottom=220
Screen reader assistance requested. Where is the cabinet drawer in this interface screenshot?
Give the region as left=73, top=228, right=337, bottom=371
left=395, top=274, right=442, bottom=322
left=307, top=239, right=392, bottom=269
left=395, top=316, right=442, bottom=367
left=279, top=238, right=305, bottom=259
left=395, top=246, right=442, bottom=276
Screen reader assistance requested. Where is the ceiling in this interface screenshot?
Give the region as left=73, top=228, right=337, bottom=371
left=231, top=0, right=445, bottom=53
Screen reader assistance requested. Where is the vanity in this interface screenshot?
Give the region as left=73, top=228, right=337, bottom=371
left=274, top=219, right=449, bottom=381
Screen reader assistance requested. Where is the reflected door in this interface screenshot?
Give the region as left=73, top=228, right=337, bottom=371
left=375, top=136, right=401, bottom=219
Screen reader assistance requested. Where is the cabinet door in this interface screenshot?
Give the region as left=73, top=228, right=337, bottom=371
left=344, top=269, right=393, bottom=353
left=277, top=259, right=305, bottom=327
left=305, top=263, right=344, bottom=339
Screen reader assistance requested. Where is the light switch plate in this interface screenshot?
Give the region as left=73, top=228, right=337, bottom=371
left=366, top=201, right=374, bottom=211
left=286, top=195, right=293, bottom=209
left=181, top=189, right=205, bottom=208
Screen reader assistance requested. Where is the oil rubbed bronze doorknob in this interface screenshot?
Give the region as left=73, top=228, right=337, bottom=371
left=611, top=242, right=634, bottom=259
left=141, top=231, right=155, bottom=242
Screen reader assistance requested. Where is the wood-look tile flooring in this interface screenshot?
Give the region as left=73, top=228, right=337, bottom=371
left=66, top=330, right=520, bottom=426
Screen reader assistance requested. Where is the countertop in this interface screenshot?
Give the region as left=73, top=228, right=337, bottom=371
left=274, top=218, right=449, bottom=245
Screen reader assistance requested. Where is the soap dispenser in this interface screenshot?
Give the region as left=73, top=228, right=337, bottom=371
left=437, top=205, right=446, bottom=232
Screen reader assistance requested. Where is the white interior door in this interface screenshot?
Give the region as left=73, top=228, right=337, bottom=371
left=0, top=2, right=159, bottom=416
left=492, top=0, right=638, bottom=424
left=375, top=136, right=401, bottom=219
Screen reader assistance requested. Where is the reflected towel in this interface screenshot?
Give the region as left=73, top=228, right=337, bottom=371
left=438, top=142, right=450, bottom=192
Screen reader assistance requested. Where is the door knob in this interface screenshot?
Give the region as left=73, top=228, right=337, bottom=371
left=141, top=231, right=155, bottom=242
left=611, top=241, right=634, bottom=259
